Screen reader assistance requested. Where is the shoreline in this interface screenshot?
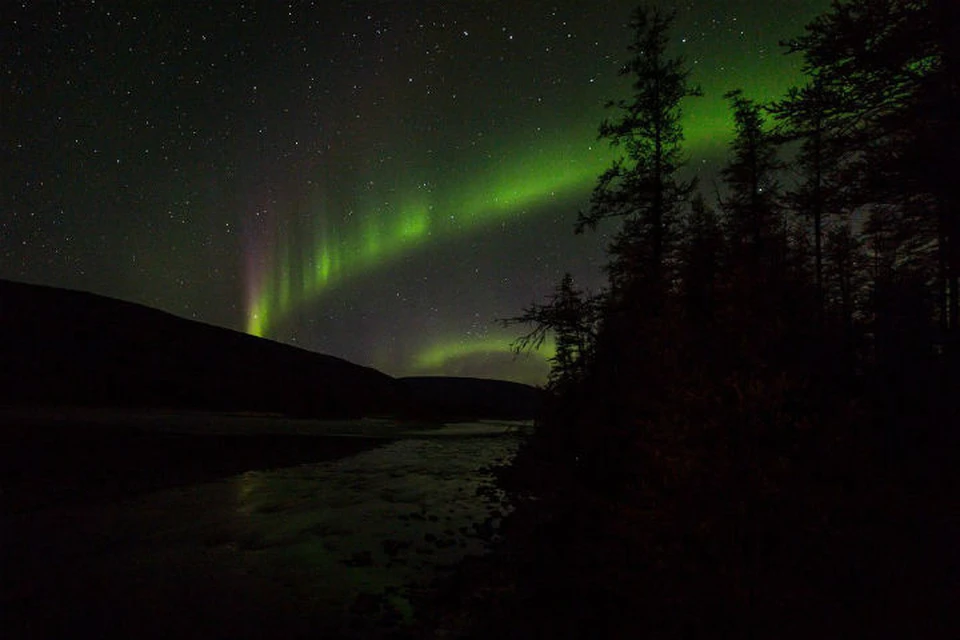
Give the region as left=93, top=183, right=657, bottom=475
left=1, top=417, right=395, bottom=513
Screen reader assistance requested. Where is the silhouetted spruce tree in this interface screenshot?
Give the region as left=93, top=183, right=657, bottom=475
left=507, top=6, right=700, bottom=489
left=505, top=273, right=602, bottom=471
left=569, top=5, right=701, bottom=459
left=507, top=273, right=598, bottom=392
left=719, top=90, right=785, bottom=280
left=712, top=88, right=839, bottom=410
left=576, top=4, right=700, bottom=306
left=770, top=78, right=852, bottom=317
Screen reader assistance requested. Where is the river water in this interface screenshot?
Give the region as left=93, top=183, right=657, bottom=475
left=3, top=421, right=525, bottom=638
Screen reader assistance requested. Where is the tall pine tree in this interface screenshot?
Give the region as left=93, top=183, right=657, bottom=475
left=576, top=5, right=700, bottom=306
left=770, top=78, right=852, bottom=317
left=719, top=90, right=784, bottom=273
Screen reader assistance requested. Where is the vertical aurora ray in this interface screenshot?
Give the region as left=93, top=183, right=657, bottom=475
left=242, top=196, right=280, bottom=338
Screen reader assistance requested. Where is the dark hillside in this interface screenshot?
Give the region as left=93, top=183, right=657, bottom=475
left=0, top=279, right=409, bottom=418
left=401, top=376, right=543, bottom=420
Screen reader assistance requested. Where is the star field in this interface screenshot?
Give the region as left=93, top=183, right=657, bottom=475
left=1, top=1, right=829, bottom=385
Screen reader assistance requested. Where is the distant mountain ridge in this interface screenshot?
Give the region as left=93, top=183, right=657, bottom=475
left=400, top=376, right=544, bottom=420
left=0, top=278, right=408, bottom=418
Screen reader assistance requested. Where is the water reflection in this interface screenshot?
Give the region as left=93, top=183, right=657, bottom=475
left=223, top=431, right=520, bottom=610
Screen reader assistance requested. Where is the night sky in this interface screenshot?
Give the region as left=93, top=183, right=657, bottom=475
left=2, top=1, right=828, bottom=385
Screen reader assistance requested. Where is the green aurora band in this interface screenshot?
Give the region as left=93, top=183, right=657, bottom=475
left=245, top=131, right=611, bottom=338
left=244, top=42, right=811, bottom=375
left=408, top=335, right=557, bottom=373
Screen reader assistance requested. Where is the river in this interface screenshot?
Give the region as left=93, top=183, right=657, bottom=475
left=2, top=419, right=526, bottom=638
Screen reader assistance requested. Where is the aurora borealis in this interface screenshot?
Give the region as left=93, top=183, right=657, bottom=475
left=243, top=131, right=611, bottom=339
left=3, top=1, right=829, bottom=385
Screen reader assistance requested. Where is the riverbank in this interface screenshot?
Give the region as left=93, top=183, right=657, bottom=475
left=410, top=420, right=959, bottom=639
left=1, top=414, right=395, bottom=513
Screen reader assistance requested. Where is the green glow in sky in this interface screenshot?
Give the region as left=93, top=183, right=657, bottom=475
left=0, top=0, right=837, bottom=389
left=244, top=17, right=816, bottom=387
left=245, top=132, right=611, bottom=337
left=245, top=62, right=801, bottom=340
left=397, top=334, right=557, bottom=386
left=412, top=336, right=556, bottom=372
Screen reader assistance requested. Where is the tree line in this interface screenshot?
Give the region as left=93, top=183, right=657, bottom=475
left=509, top=0, right=959, bottom=491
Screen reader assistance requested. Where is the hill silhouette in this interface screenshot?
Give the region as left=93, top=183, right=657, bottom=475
left=0, top=278, right=408, bottom=418
left=401, top=376, right=543, bottom=420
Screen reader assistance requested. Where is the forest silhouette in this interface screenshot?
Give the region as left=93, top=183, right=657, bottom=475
left=433, top=1, right=960, bottom=637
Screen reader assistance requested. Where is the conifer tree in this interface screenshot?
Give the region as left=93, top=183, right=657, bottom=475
left=507, top=273, right=598, bottom=391
left=576, top=5, right=700, bottom=305
left=719, top=90, right=784, bottom=270
left=770, top=78, right=851, bottom=316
